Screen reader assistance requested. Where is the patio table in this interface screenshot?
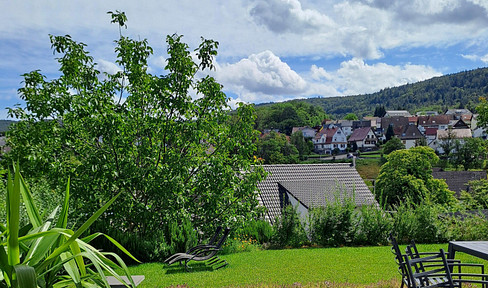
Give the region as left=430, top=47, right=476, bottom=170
left=448, top=241, right=488, bottom=261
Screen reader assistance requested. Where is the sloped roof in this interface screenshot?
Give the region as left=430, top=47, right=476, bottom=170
left=432, top=169, right=487, bottom=197
left=381, top=116, right=409, bottom=129
left=399, top=125, right=423, bottom=140
left=424, top=127, right=438, bottom=136
left=348, top=127, right=372, bottom=142
left=314, top=127, right=338, bottom=142
left=257, top=164, right=377, bottom=223
left=418, top=115, right=452, bottom=126
left=437, top=129, right=472, bottom=139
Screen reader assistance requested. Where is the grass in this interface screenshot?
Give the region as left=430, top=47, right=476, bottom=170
left=355, top=158, right=382, bottom=180
left=124, top=244, right=488, bottom=287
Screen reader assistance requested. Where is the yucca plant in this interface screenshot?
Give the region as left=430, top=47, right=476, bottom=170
left=0, top=163, right=139, bottom=287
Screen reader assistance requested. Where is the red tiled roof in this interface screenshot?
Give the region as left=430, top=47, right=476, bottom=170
left=424, top=127, right=438, bottom=136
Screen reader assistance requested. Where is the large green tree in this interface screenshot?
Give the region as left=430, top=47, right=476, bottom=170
left=375, top=146, right=455, bottom=207
left=254, top=101, right=328, bottom=135
left=255, top=131, right=299, bottom=164
left=382, top=136, right=405, bottom=155
left=452, top=137, right=487, bottom=170
left=5, top=11, right=264, bottom=258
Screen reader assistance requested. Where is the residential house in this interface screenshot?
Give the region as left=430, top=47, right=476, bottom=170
left=257, top=164, right=377, bottom=223
left=324, top=120, right=354, bottom=136
left=352, top=120, right=371, bottom=130
left=449, top=119, right=469, bottom=129
left=416, top=111, right=439, bottom=116
left=434, top=128, right=472, bottom=154
left=291, top=126, right=317, bottom=139
left=384, top=110, right=412, bottom=117
left=446, top=109, right=472, bottom=119
left=397, top=125, right=424, bottom=149
left=363, top=116, right=381, bottom=130
left=313, top=126, right=347, bottom=154
left=348, top=127, right=378, bottom=151
left=424, top=127, right=438, bottom=147
left=380, top=116, right=409, bottom=134
left=417, top=115, right=451, bottom=132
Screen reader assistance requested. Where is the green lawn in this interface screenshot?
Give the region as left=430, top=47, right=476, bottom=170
left=124, top=244, right=488, bottom=287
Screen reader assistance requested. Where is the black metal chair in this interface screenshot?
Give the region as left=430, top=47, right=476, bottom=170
left=389, top=234, right=486, bottom=288
left=164, top=226, right=222, bottom=264
left=389, top=233, right=412, bottom=288
left=405, top=244, right=488, bottom=288
left=164, top=227, right=231, bottom=272
left=404, top=247, right=455, bottom=288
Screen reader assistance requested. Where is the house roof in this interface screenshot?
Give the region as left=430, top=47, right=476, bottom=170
left=257, top=164, right=377, bottom=223
left=424, top=127, right=438, bottom=136
left=437, top=129, right=472, bottom=139
left=348, top=127, right=372, bottom=142
left=291, top=126, right=315, bottom=134
left=381, top=116, right=409, bottom=129
left=432, top=169, right=487, bottom=197
left=446, top=109, right=472, bottom=115
left=417, top=115, right=451, bottom=126
left=399, top=125, right=423, bottom=140
left=314, top=127, right=339, bottom=144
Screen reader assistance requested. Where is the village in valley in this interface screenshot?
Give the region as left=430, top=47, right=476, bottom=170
left=291, top=108, right=482, bottom=156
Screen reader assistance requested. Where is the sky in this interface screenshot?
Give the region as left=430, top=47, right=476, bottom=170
left=1, top=0, right=488, bottom=119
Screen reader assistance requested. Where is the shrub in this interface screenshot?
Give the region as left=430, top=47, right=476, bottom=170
left=445, top=212, right=488, bottom=241
left=0, top=163, right=137, bottom=287
left=353, top=204, right=392, bottom=246
left=271, top=205, right=308, bottom=248
left=309, top=196, right=356, bottom=247
left=235, top=219, right=274, bottom=245
left=392, top=201, right=447, bottom=244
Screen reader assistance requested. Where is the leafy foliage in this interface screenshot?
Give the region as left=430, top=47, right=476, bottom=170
left=254, top=101, right=328, bottom=134
left=452, top=137, right=487, bottom=170
left=309, top=196, right=356, bottom=247
left=5, top=12, right=265, bottom=260
left=271, top=205, right=308, bottom=248
left=375, top=147, right=455, bottom=207
left=0, top=163, right=136, bottom=288
left=382, top=136, right=405, bottom=155
left=255, top=131, right=299, bottom=164
left=459, top=179, right=488, bottom=210
left=290, top=131, right=314, bottom=160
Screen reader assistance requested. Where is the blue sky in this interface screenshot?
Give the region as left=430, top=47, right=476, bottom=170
left=1, top=0, right=488, bottom=119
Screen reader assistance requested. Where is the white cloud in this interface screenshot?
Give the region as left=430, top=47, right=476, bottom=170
left=462, top=53, right=488, bottom=63
left=249, top=0, right=336, bottom=34
left=216, top=50, right=307, bottom=102
left=309, top=58, right=442, bottom=96
left=97, top=59, right=122, bottom=75
left=219, top=53, right=442, bottom=104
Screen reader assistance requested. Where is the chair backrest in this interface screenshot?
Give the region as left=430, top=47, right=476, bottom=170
left=215, top=227, right=231, bottom=249
left=389, top=233, right=410, bottom=288
left=208, top=226, right=223, bottom=245
left=403, top=247, right=454, bottom=288
left=406, top=240, right=429, bottom=277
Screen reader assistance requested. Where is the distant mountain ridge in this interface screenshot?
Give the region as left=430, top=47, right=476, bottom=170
left=0, top=120, right=16, bottom=133
left=285, top=67, right=488, bottom=119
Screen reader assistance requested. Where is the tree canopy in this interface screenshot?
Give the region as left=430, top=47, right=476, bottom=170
left=5, top=11, right=265, bottom=260
left=254, top=101, right=328, bottom=135
left=255, top=131, right=299, bottom=164
left=375, top=146, right=455, bottom=207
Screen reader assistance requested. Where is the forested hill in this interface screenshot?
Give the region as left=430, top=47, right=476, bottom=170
left=298, top=67, right=488, bottom=119
left=0, top=120, right=15, bottom=133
